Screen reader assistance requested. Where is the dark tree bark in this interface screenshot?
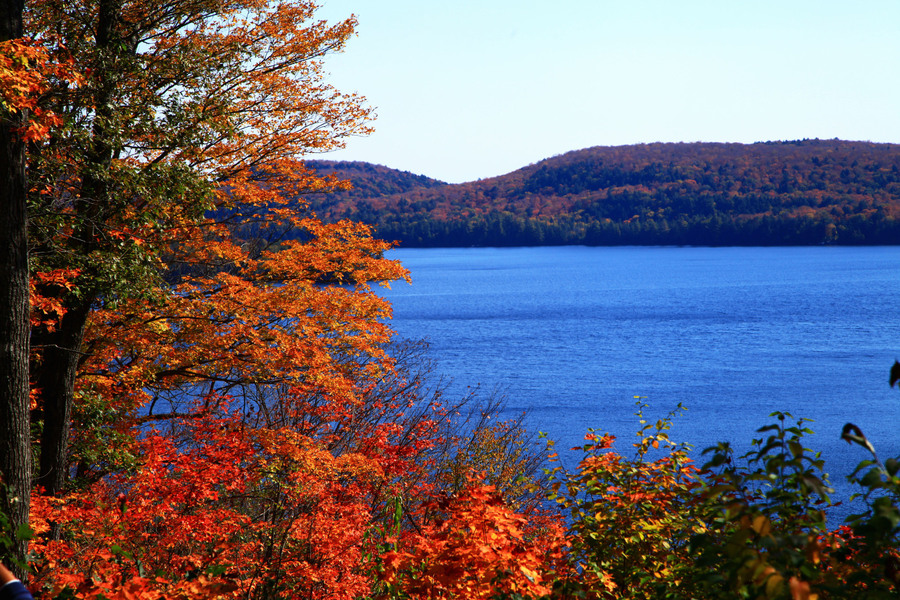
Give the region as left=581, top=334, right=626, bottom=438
left=0, top=0, right=33, bottom=574
left=32, top=0, right=119, bottom=497
left=32, top=303, right=90, bottom=496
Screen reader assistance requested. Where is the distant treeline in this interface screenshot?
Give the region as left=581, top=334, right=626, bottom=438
left=368, top=209, right=899, bottom=247
left=301, top=140, right=900, bottom=246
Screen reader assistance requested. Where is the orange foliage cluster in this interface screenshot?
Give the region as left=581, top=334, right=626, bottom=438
left=379, top=482, right=566, bottom=599
left=0, top=38, right=79, bottom=141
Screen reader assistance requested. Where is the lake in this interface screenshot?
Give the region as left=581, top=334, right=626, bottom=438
left=379, top=246, right=900, bottom=516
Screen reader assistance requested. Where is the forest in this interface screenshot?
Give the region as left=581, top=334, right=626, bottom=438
left=304, top=140, right=900, bottom=247
left=2, top=0, right=900, bottom=599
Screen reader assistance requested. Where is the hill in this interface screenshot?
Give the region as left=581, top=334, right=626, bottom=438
left=304, top=140, right=900, bottom=246
left=303, top=160, right=447, bottom=198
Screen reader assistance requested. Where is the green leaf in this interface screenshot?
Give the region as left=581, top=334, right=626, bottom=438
left=886, top=458, right=900, bottom=477
left=860, top=469, right=884, bottom=489
left=15, top=523, right=33, bottom=542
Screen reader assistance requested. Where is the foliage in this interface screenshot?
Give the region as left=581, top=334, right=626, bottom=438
left=0, top=483, right=33, bottom=575
left=689, top=413, right=835, bottom=599
left=19, top=0, right=384, bottom=500
left=376, top=479, right=565, bottom=600
left=29, top=416, right=387, bottom=599
left=0, top=37, right=78, bottom=140
left=544, top=402, right=702, bottom=599
left=538, top=398, right=900, bottom=600
left=9, top=0, right=900, bottom=596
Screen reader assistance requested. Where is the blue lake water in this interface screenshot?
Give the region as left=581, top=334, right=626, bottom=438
left=379, top=246, right=900, bottom=517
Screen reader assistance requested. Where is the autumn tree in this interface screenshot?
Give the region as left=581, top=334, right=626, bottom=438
left=10, top=2, right=478, bottom=597
left=24, top=0, right=372, bottom=495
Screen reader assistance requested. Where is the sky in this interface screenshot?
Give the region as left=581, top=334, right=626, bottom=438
left=314, top=0, right=900, bottom=184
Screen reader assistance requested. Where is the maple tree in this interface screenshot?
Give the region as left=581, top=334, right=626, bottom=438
left=24, top=0, right=373, bottom=495
left=546, top=407, right=900, bottom=600
left=2, top=0, right=451, bottom=596
left=429, top=404, right=548, bottom=513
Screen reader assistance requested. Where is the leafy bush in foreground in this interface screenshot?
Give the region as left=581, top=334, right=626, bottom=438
left=529, top=402, right=900, bottom=600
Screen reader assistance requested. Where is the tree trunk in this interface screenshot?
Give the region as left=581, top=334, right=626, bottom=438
left=0, top=0, right=33, bottom=575
left=32, top=301, right=91, bottom=496
left=31, top=0, right=118, bottom=498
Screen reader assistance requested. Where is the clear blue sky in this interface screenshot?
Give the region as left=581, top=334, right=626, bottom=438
left=315, top=0, right=900, bottom=184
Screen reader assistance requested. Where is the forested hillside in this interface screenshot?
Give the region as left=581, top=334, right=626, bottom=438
left=304, top=160, right=446, bottom=198
left=306, top=140, right=900, bottom=246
